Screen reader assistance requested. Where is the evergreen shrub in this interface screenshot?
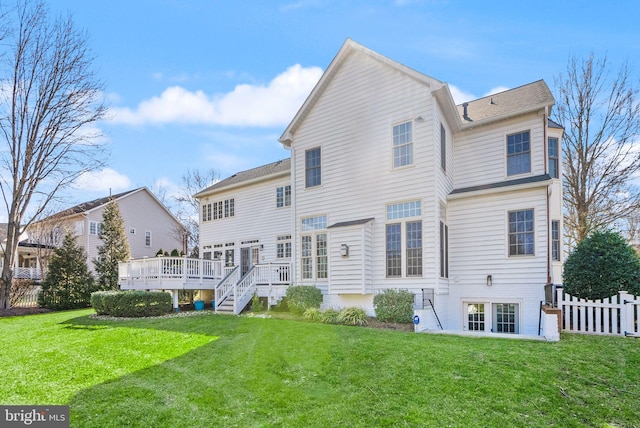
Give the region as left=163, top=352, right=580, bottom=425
left=285, top=285, right=323, bottom=315
left=91, top=291, right=172, bottom=317
left=563, top=230, right=640, bottom=299
left=373, top=289, right=415, bottom=323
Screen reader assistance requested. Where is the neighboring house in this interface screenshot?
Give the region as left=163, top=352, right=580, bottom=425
left=121, top=39, right=564, bottom=336
left=33, top=187, right=186, bottom=271
left=0, top=223, right=45, bottom=280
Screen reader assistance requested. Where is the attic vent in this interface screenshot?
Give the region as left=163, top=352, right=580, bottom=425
left=462, top=102, right=470, bottom=121
left=490, top=97, right=496, bottom=105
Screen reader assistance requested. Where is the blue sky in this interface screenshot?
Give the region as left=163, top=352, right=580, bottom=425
left=45, top=0, right=640, bottom=209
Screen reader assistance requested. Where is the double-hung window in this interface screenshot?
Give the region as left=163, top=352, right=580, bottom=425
left=276, top=235, right=292, bottom=259
left=393, top=121, right=413, bottom=168
left=548, top=137, right=559, bottom=179
left=386, top=200, right=422, bottom=277
left=508, top=209, right=534, bottom=256
left=276, top=185, right=291, bottom=208
left=305, top=148, right=321, bottom=188
left=507, top=131, right=531, bottom=176
left=145, top=231, right=152, bottom=247
left=552, top=220, right=560, bottom=261
left=301, top=216, right=327, bottom=279
left=89, top=221, right=103, bottom=235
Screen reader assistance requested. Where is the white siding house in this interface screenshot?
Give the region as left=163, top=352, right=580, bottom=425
left=277, top=39, right=563, bottom=336
left=125, top=39, right=563, bottom=335
left=35, top=187, right=185, bottom=271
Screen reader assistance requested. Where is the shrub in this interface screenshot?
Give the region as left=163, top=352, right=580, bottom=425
left=303, top=307, right=322, bottom=321
left=251, top=293, right=265, bottom=312
left=285, top=285, right=323, bottom=315
left=337, top=307, right=368, bottom=326
left=373, top=289, right=415, bottom=323
left=39, top=233, right=97, bottom=310
left=91, top=291, right=172, bottom=317
left=564, top=230, right=640, bottom=299
left=320, top=309, right=340, bottom=324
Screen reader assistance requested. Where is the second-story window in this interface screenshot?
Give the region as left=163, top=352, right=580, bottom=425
left=507, top=131, right=531, bottom=176
left=393, top=121, right=413, bottom=168
left=305, top=148, right=321, bottom=188
left=548, top=137, right=559, bottom=179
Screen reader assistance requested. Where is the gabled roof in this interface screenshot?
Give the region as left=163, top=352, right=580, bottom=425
left=39, top=187, right=184, bottom=232
left=279, top=38, right=446, bottom=146
left=194, top=158, right=291, bottom=198
left=279, top=39, right=555, bottom=143
left=455, top=80, right=555, bottom=129
left=45, top=188, right=140, bottom=219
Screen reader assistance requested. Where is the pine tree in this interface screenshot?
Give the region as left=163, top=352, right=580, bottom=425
left=39, top=233, right=95, bottom=310
left=94, top=198, right=131, bottom=290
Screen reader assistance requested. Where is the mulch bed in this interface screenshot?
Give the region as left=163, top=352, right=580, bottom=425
left=0, top=307, right=52, bottom=317
left=0, top=307, right=415, bottom=332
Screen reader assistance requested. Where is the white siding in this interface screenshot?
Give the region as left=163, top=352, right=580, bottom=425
left=453, top=114, right=547, bottom=189
left=291, top=49, right=440, bottom=293
left=199, top=174, right=291, bottom=267
left=328, top=222, right=373, bottom=294
left=446, top=187, right=549, bottom=335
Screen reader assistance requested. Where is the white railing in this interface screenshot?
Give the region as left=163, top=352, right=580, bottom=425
left=557, top=290, right=640, bottom=336
left=118, top=257, right=223, bottom=289
left=14, top=266, right=43, bottom=280
left=0, top=260, right=43, bottom=280
left=234, top=266, right=258, bottom=314
left=215, top=266, right=240, bottom=312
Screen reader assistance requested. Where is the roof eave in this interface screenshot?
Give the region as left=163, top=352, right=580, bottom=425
left=194, top=169, right=290, bottom=199
left=459, top=101, right=553, bottom=131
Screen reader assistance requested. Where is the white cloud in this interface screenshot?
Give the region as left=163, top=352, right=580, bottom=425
left=484, top=86, right=510, bottom=97
left=109, top=64, right=323, bottom=127
left=448, top=84, right=476, bottom=104
left=73, top=168, right=131, bottom=193
left=448, top=85, right=512, bottom=105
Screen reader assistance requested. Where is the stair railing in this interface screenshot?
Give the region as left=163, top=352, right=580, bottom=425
left=234, top=266, right=258, bottom=314
left=214, top=266, right=240, bottom=313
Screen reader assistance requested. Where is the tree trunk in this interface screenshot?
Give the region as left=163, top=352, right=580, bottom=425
left=0, top=220, right=18, bottom=309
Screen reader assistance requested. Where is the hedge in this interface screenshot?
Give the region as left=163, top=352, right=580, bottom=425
left=373, top=289, right=415, bottom=323
left=285, top=285, right=323, bottom=315
left=91, top=291, right=173, bottom=317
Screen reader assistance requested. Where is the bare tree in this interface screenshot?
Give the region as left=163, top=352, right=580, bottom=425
left=174, top=168, right=218, bottom=256
left=0, top=1, right=106, bottom=308
left=553, top=54, right=640, bottom=248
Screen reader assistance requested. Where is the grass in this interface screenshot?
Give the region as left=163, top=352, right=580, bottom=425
left=1, top=309, right=639, bottom=427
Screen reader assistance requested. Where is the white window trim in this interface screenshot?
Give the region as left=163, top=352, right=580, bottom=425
left=391, top=120, right=414, bottom=170
left=144, top=230, right=152, bottom=247
left=462, top=299, right=523, bottom=334
left=505, top=129, right=532, bottom=178
left=305, top=147, right=322, bottom=189
left=506, top=208, right=536, bottom=258
left=300, top=215, right=328, bottom=281
left=385, top=200, right=423, bottom=278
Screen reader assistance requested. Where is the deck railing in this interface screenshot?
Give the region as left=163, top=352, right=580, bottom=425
left=118, top=257, right=223, bottom=289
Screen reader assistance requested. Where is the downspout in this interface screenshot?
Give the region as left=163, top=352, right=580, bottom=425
left=544, top=106, right=552, bottom=285
left=287, top=145, right=296, bottom=286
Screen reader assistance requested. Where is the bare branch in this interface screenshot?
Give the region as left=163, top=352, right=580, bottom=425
left=0, top=0, right=106, bottom=308
left=553, top=53, right=640, bottom=248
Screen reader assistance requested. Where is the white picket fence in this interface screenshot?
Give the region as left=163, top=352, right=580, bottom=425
left=556, top=290, right=640, bottom=337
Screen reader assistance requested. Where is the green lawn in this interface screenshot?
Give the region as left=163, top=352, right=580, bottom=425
left=1, top=310, right=639, bottom=427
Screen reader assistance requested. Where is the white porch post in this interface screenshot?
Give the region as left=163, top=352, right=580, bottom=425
left=173, top=290, right=179, bottom=312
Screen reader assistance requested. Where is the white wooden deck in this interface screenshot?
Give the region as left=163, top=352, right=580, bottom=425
left=118, top=257, right=292, bottom=312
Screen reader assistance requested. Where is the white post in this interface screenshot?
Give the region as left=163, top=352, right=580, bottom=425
left=173, top=290, right=179, bottom=312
